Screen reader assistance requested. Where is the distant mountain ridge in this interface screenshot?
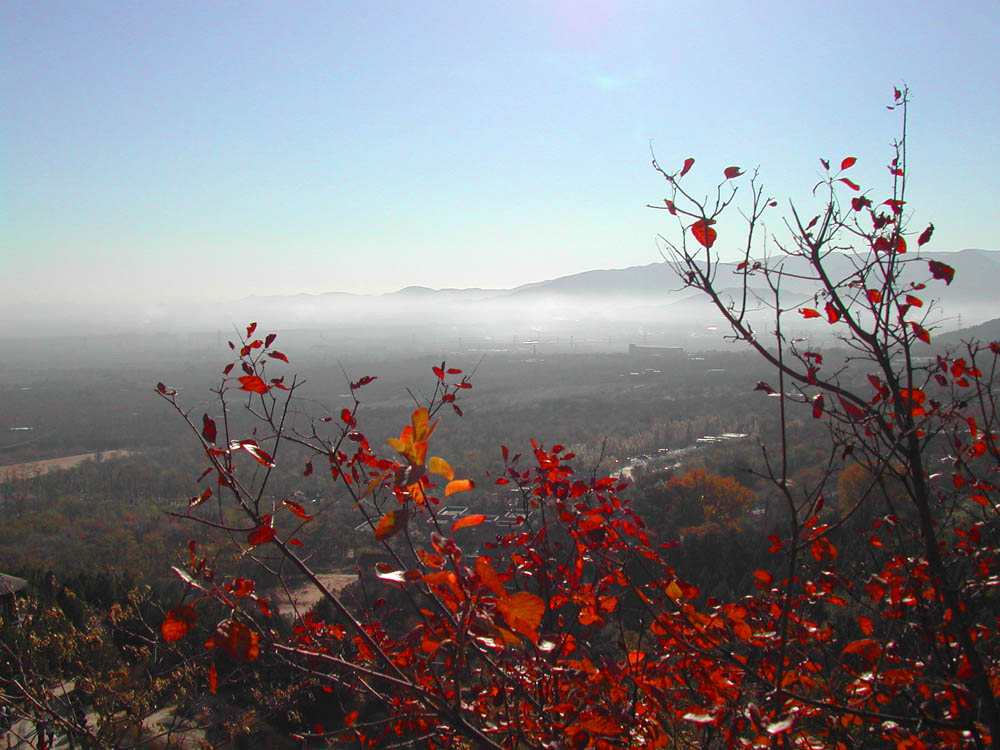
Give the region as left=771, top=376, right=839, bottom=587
left=243, top=248, right=999, bottom=306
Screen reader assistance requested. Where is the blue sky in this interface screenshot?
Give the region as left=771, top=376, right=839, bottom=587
left=2, top=1, right=998, bottom=304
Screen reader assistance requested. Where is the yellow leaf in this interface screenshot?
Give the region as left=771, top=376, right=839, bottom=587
left=445, top=478, right=475, bottom=497
left=429, top=456, right=454, bottom=480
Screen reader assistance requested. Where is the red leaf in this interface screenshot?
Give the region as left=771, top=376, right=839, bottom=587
left=209, top=619, right=259, bottom=662
left=812, top=393, right=825, bottom=419
left=189, top=486, right=213, bottom=508
left=283, top=500, right=313, bottom=521
left=918, top=223, right=934, bottom=246
left=447, top=367, right=463, bottom=375
left=208, top=662, right=218, bottom=694
left=222, top=363, right=234, bottom=375
left=161, top=605, right=197, bottom=642
left=724, top=166, right=743, bottom=179
left=350, top=375, right=377, bottom=390
left=268, top=351, right=289, bottom=363
left=840, top=156, right=857, bottom=170
left=690, top=219, right=717, bottom=249
left=839, top=177, right=860, bottom=191
left=825, top=302, right=840, bottom=324
left=820, top=158, right=830, bottom=170
left=451, top=514, right=486, bottom=533
left=799, top=308, right=821, bottom=319
left=905, top=294, right=923, bottom=308
left=246, top=322, right=257, bottom=338
left=238, top=375, right=269, bottom=394
left=866, top=288, right=882, bottom=304
left=909, top=322, right=931, bottom=344
left=230, top=440, right=276, bottom=468
left=202, top=414, right=217, bottom=444
left=264, top=332, right=276, bottom=347
left=155, top=382, right=177, bottom=396
left=928, top=260, right=954, bottom=285
left=754, top=381, right=775, bottom=394
left=895, top=236, right=907, bottom=254
left=303, top=460, right=313, bottom=477
left=680, top=157, right=695, bottom=177
left=247, top=523, right=276, bottom=548
left=432, top=365, right=445, bottom=381
left=838, top=396, right=865, bottom=421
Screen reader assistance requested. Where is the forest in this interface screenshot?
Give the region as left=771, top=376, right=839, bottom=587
left=2, top=89, right=1000, bottom=749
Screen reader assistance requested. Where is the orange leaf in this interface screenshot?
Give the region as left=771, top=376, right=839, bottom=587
left=209, top=619, right=260, bottom=662
left=237, top=375, right=269, bottom=394
left=497, top=591, right=545, bottom=643
left=445, top=479, right=475, bottom=497
left=208, top=662, right=218, bottom=694
left=161, top=605, right=197, bottom=643
left=452, top=514, right=486, bottom=532
left=690, top=219, right=717, bottom=249
left=374, top=509, right=408, bottom=541
left=429, top=456, right=454, bottom=480
left=825, top=301, right=840, bottom=324
left=475, top=556, right=508, bottom=598
left=799, top=308, right=821, bottom=319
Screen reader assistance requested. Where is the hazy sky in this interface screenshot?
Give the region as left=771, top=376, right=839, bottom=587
left=3, top=1, right=999, bottom=305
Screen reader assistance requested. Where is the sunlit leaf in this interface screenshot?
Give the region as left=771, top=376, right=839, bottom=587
left=475, top=556, right=508, bottom=598
left=429, top=456, right=454, bottom=480
left=445, top=479, right=475, bottom=497
left=497, top=591, right=545, bottom=643
left=237, top=375, right=269, bottom=394
left=374, top=509, right=408, bottom=541
left=451, top=514, right=486, bottom=532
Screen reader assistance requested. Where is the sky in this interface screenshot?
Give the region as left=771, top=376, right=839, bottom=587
left=2, top=0, right=999, bottom=306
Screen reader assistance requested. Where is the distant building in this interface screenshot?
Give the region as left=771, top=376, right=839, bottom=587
left=629, top=344, right=685, bottom=364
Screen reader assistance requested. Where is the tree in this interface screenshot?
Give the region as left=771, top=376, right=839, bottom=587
left=129, top=88, right=1000, bottom=748
left=651, top=86, right=1000, bottom=747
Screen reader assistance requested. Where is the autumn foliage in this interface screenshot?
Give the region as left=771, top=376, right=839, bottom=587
left=151, top=88, right=1000, bottom=749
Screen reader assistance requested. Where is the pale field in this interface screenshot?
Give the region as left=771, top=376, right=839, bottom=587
left=0, top=449, right=133, bottom=477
